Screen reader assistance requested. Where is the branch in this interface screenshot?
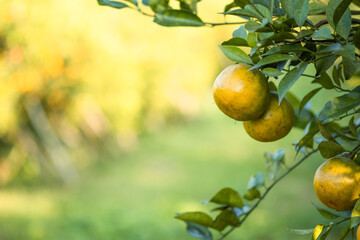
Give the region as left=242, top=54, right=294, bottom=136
left=205, top=22, right=247, bottom=27
left=315, top=18, right=360, bottom=28
left=218, top=149, right=319, bottom=240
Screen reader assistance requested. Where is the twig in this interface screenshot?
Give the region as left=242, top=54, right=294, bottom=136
left=315, top=18, right=360, bottom=28
left=217, top=149, right=319, bottom=240
left=205, top=22, right=247, bottom=27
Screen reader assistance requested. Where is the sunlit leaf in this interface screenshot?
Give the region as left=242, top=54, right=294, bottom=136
left=175, top=212, right=214, bottom=227
left=350, top=199, right=360, bottom=229
left=210, top=188, right=243, bottom=208
left=154, top=10, right=205, bottom=27
left=312, top=224, right=324, bottom=240
left=212, top=208, right=240, bottom=231
left=218, top=45, right=253, bottom=64
left=243, top=188, right=261, bottom=200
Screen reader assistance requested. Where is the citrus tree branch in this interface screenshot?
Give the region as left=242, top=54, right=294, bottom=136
left=217, top=148, right=319, bottom=240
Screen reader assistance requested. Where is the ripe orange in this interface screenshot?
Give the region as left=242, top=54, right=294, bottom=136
left=313, top=157, right=360, bottom=211
left=213, top=64, right=270, bottom=121
left=243, top=92, right=294, bottom=142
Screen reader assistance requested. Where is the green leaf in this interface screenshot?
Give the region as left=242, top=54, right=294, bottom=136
left=233, top=25, right=248, bottom=39
left=287, top=228, right=315, bottom=235
left=247, top=32, right=258, bottom=48
left=212, top=209, right=240, bottom=231
left=332, top=66, right=341, bottom=87
left=299, top=88, right=321, bottom=114
left=308, top=2, right=326, bottom=15
left=224, top=2, right=237, bottom=12
left=262, top=45, right=311, bottom=56
left=261, top=68, right=284, bottom=77
left=185, top=222, right=213, bottom=240
left=312, top=203, right=340, bottom=219
left=221, top=38, right=249, bottom=47
left=318, top=140, right=346, bottom=158
left=318, top=120, right=333, bottom=140
left=343, top=57, right=360, bottom=80
left=326, top=0, right=351, bottom=39
left=297, top=29, right=314, bottom=39
left=312, top=72, right=334, bottom=89
left=350, top=199, right=360, bottom=229
left=154, top=10, right=205, bottom=27
left=149, top=0, right=169, bottom=12
left=222, top=9, right=258, bottom=19
left=278, top=62, right=308, bottom=103
left=210, top=188, right=243, bottom=208
left=315, top=55, right=338, bottom=76
left=249, top=54, right=293, bottom=70
left=319, top=86, right=360, bottom=121
left=247, top=172, right=265, bottom=189
left=339, top=226, right=350, bottom=240
left=333, top=0, right=352, bottom=28
left=98, top=0, right=128, bottom=9
left=243, top=188, right=261, bottom=200
left=234, top=0, right=251, bottom=8
left=259, top=32, right=296, bottom=48
left=311, top=27, right=333, bottom=40
left=312, top=225, right=324, bottom=240
left=349, top=117, right=358, bottom=139
left=297, top=124, right=319, bottom=152
left=218, top=45, right=253, bottom=64
left=319, top=226, right=331, bottom=240
left=354, top=30, right=360, bottom=50
left=293, top=0, right=309, bottom=27
left=175, top=212, right=214, bottom=227
left=280, top=0, right=294, bottom=18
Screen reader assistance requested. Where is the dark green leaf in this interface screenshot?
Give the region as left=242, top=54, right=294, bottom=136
left=312, top=72, right=334, bottom=89
left=186, top=222, right=213, bottom=240
left=98, top=0, right=128, bottom=9
left=222, top=9, right=258, bottom=19
left=332, top=66, right=341, bottom=86
left=315, top=55, right=338, bottom=75
left=312, top=203, right=340, bottom=219
left=326, top=0, right=351, bottom=39
left=297, top=29, right=314, bottom=39
left=262, top=45, right=311, bottom=56
left=212, top=209, right=240, bottom=231
left=278, top=63, right=308, bottom=103
left=318, top=141, right=346, bottom=158
left=343, top=57, right=360, bottom=80
left=319, top=86, right=360, bottom=121
left=293, top=0, right=309, bottom=27
left=175, top=212, right=214, bottom=227
left=287, top=228, right=315, bottom=235
left=339, top=226, right=350, bottom=240
left=354, top=31, right=360, bottom=50
left=311, top=27, right=333, bottom=40
left=235, top=0, right=250, bottom=8
left=319, top=226, right=332, bottom=240
left=243, top=188, right=261, bottom=200
left=349, top=117, right=358, bottom=139
left=224, top=2, right=237, bottom=12
left=222, top=38, right=249, bottom=47
left=333, top=0, right=353, bottom=28
left=154, top=10, right=205, bottom=27
left=218, top=45, right=253, bottom=64
left=308, top=2, right=326, bottom=15
left=249, top=54, right=293, bottom=70
left=299, top=88, right=321, bottom=114
left=297, top=124, right=319, bottom=151
left=261, top=68, right=284, bottom=77
left=210, top=188, right=243, bottom=208
left=259, top=32, right=296, bottom=48
left=318, top=120, right=333, bottom=140
left=268, top=81, right=277, bottom=91
left=247, top=172, right=265, bottom=189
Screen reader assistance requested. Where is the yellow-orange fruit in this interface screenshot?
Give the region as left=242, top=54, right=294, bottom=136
left=243, top=92, right=294, bottom=142
left=313, top=157, right=360, bottom=211
left=213, top=64, right=269, bottom=121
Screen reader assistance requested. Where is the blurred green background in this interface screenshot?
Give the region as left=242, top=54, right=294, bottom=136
left=0, top=0, right=359, bottom=239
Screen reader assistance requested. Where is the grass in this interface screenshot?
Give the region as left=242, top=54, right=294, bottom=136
left=0, top=101, right=345, bottom=240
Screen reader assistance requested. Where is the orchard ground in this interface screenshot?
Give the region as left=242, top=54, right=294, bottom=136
left=0, top=83, right=356, bottom=240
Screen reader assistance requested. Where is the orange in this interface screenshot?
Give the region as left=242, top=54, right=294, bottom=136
left=313, top=157, right=360, bottom=211
left=213, top=64, right=269, bottom=121
left=243, top=92, right=294, bottom=142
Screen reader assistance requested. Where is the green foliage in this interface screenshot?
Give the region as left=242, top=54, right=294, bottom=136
left=98, top=0, right=360, bottom=239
